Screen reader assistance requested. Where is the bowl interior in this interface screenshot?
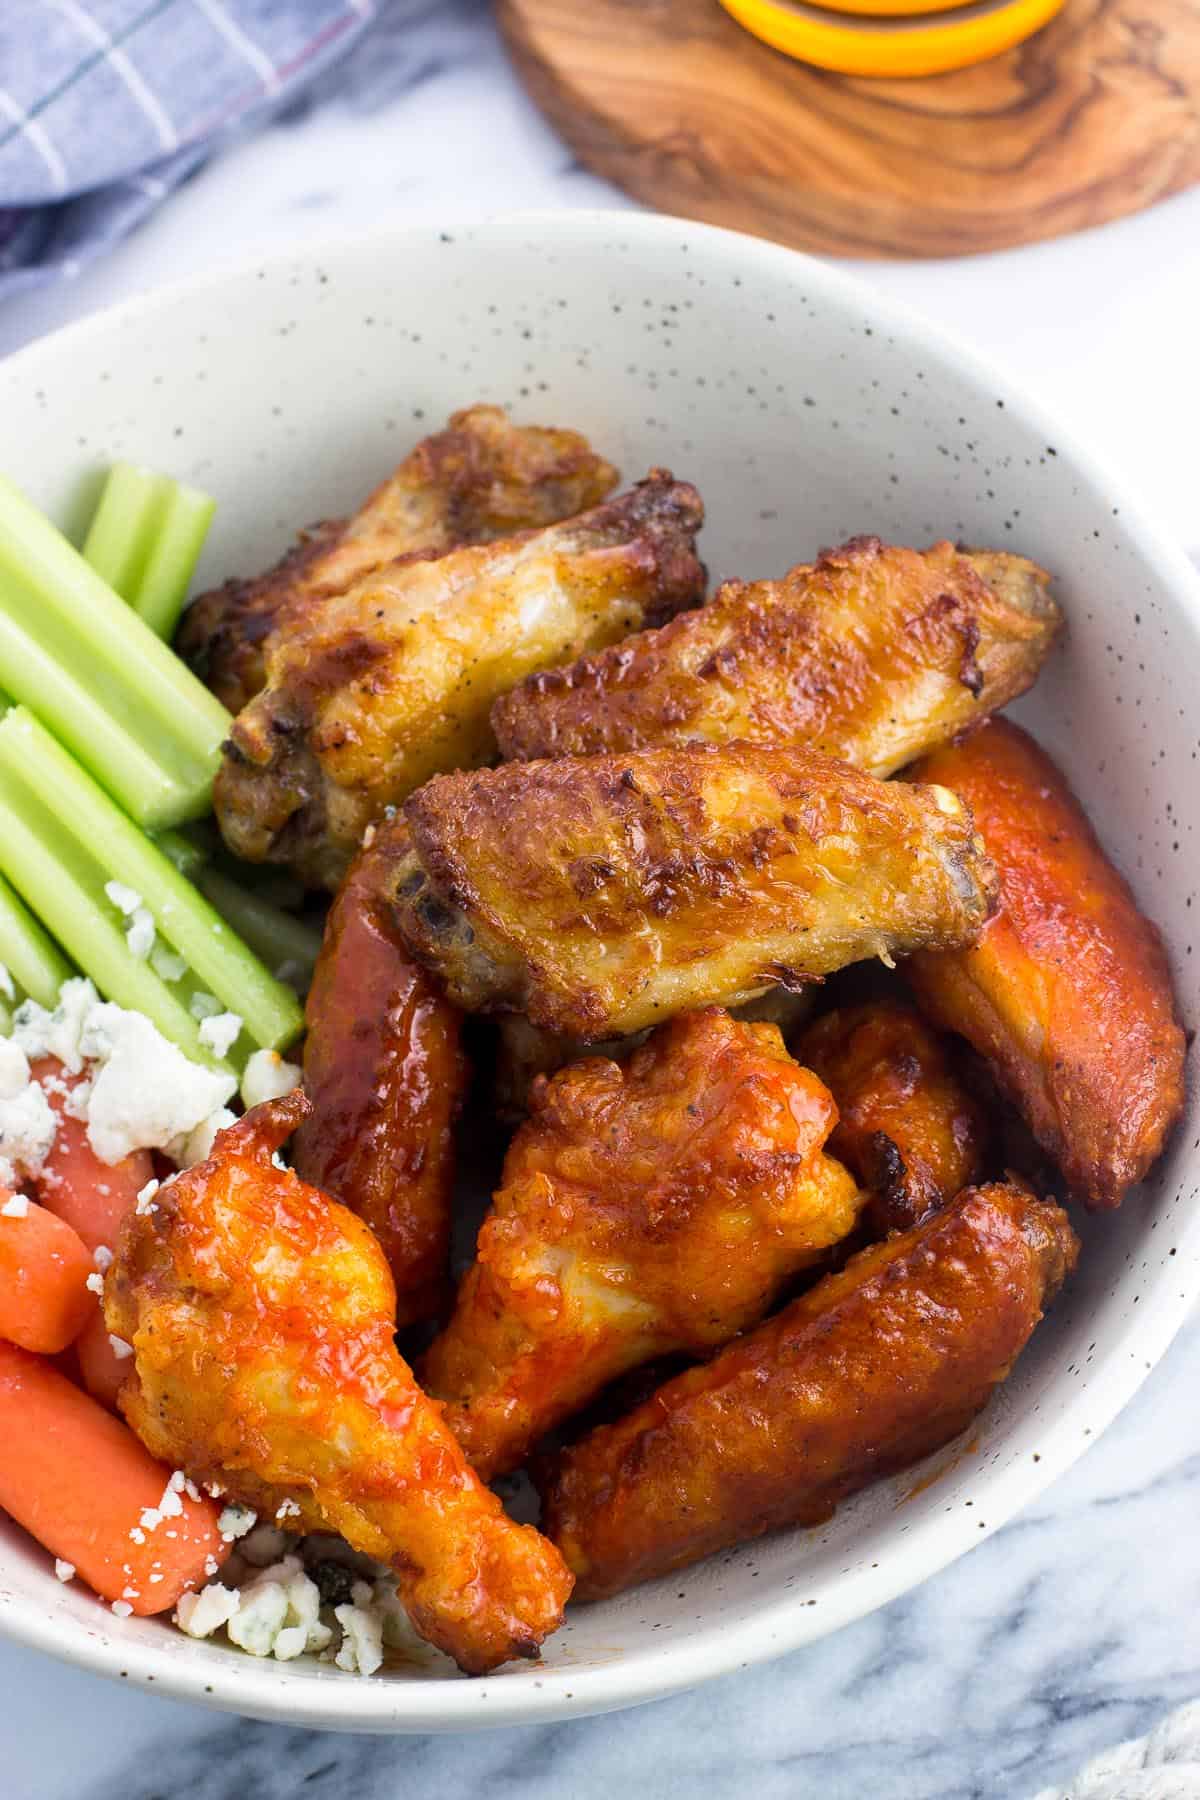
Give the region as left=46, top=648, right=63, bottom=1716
left=1, top=213, right=1198, bottom=1730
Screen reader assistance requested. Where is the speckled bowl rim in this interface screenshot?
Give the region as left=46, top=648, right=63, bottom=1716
left=1, top=209, right=1198, bottom=1733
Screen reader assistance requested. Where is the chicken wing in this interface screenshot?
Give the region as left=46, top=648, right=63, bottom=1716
left=292, top=819, right=467, bottom=1328
left=542, top=1181, right=1077, bottom=1599
left=389, top=741, right=998, bottom=1040
left=492, top=986, right=815, bottom=1121
left=421, top=1007, right=861, bottom=1480
left=104, top=1096, right=571, bottom=1674
left=798, top=1000, right=988, bottom=1234
left=214, top=471, right=706, bottom=889
left=492, top=536, right=1060, bottom=770
left=177, top=404, right=619, bottom=713
left=907, top=719, right=1186, bottom=1209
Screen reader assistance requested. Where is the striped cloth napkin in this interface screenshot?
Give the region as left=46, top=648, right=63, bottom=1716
left=0, top=1, right=378, bottom=299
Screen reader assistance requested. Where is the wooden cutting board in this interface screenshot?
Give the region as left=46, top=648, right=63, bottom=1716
left=496, top=0, right=1200, bottom=258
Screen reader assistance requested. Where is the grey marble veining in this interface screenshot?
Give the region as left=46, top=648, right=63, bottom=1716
left=1, top=4, right=1200, bottom=1797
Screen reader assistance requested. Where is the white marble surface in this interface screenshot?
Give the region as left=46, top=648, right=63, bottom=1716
left=2, top=3, right=1199, bottom=1795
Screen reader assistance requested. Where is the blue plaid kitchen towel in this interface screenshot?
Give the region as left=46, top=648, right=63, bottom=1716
left=0, top=1, right=379, bottom=299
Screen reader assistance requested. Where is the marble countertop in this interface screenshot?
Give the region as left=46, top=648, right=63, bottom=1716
left=2, top=4, right=1199, bottom=1795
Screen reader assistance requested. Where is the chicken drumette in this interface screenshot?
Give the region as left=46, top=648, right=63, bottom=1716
left=104, top=1095, right=571, bottom=1675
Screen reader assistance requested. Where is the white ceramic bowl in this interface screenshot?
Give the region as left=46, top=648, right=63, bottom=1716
left=1, top=212, right=1197, bottom=1733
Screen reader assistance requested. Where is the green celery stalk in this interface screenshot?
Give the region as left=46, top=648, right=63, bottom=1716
left=0, top=761, right=228, bottom=1070
left=197, top=868, right=322, bottom=986
left=0, top=473, right=230, bottom=827
left=83, top=463, right=216, bottom=641
left=0, top=708, right=303, bottom=1052
left=0, top=868, right=73, bottom=1008
left=153, top=827, right=210, bottom=881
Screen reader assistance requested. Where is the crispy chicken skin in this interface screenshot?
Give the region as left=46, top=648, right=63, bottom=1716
left=177, top=405, right=619, bottom=713
left=214, top=471, right=706, bottom=889
left=389, top=741, right=999, bottom=1040
left=492, top=987, right=815, bottom=1121
left=421, top=1008, right=861, bottom=1481
left=492, top=537, right=1060, bottom=770
left=907, top=719, right=1186, bottom=1209
left=798, top=1000, right=989, bottom=1234
left=542, top=1182, right=1078, bottom=1599
left=104, top=1096, right=571, bottom=1674
left=292, top=820, right=467, bottom=1328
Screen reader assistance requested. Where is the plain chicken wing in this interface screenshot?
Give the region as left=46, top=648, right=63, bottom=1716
left=178, top=404, right=619, bottom=712
left=798, top=1000, right=988, bottom=1234
left=542, top=1181, right=1077, bottom=1599
left=907, top=719, right=1186, bottom=1209
left=390, top=741, right=998, bottom=1039
left=492, top=536, right=1060, bottom=769
left=292, top=819, right=467, bottom=1328
left=214, top=471, right=705, bottom=888
left=421, top=1008, right=861, bottom=1480
left=104, top=1095, right=571, bottom=1674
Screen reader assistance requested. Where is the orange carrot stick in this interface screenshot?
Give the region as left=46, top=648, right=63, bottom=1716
left=0, top=1341, right=226, bottom=1614
left=31, top=1059, right=155, bottom=1408
left=0, top=1193, right=94, bottom=1354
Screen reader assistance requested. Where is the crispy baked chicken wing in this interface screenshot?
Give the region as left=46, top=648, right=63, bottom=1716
left=292, top=820, right=467, bottom=1328
left=104, top=1096, right=571, bottom=1674
left=798, top=1000, right=989, bottom=1234
left=492, top=537, right=1060, bottom=769
left=542, top=1181, right=1077, bottom=1599
left=214, top=471, right=706, bottom=889
left=389, top=741, right=998, bottom=1040
left=907, top=719, right=1186, bottom=1209
left=421, top=1008, right=861, bottom=1480
left=177, top=405, right=619, bottom=713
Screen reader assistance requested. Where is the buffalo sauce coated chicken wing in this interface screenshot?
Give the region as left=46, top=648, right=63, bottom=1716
left=542, top=1182, right=1078, bottom=1599
left=798, top=1000, right=989, bottom=1234
left=104, top=1096, right=571, bottom=1674
left=421, top=1008, right=861, bottom=1479
left=492, top=536, right=1060, bottom=770
left=214, top=472, right=705, bottom=889
left=389, top=741, right=998, bottom=1040
left=907, top=719, right=1186, bottom=1209
left=177, top=405, right=619, bottom=713
left=292, top=818, right=467, bottom=1328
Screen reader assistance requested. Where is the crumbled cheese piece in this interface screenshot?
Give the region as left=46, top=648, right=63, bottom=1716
left=150, top=942, right=187, bottom=983
left=189, top=992, right=221, bottom=1022
left=0, top=963, right=13, bottom=1002
left=219, top=1503, right=258, bottom=1542
left=129, top=1528, right=146, bottom=1546
left=1, top=1193, right=29, bottom=1219
left=139, top=1508, right=162, bottom=1532
left=12, top=979, right=96, bottom=1073
left=158, top=1485, right=184, bottom=1520
left=334, top=1581, right=385, bottom=1675
left=86, top=1272, right=104, bottom=1296
left=62, top=1077, right=92, bottom=1122
left=126, top=908, right=156, bottom=960
left=176, top=1583, right=241, bottom=1639
left=54, top=1559, right=75, bottom=1583
left=135, top=1178, right=160, bottom=1215
left=198, top=1011, right=242, bottom=1059
left=93, top=1244, right=113, bottom=1271
left=104, top=881, right=142, bottom=917
left=168, top=1470, right=186, bottom=1492
left=184, top=1476, right=202, bottom=1502
left=80, top=1003, right=236, bottom=1164
left=240, top=1049, right=302, bottom=1110
left=110, top=1600, right=133, bottom=1618
left=275, top=1498, right=301, bottom=1520
left=0, top=1037, right=29, bottom=1097
left=209, top=1558, right=333, bottom=1661
left=108, top=1334, right=134, bottom=1360
left=0, top=1076, right=56, bottom=1189
left=175, top=1107, right=235, bottom=1169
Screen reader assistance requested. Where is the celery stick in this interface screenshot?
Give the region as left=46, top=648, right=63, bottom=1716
left=81, top=462, right=165, bottom=601
left=0, top=474, right=230, bottom=827
left=0, top=765, right=228, bottom=1071
left=0, top=709, right=303, bottom=1051
left=153, top=827, right=210, bottom=881
left=134, top=480, right=215, bottom=639
left=198, top=868, right=322, bottom=985
left=0, top=868, right=73, bottom=1008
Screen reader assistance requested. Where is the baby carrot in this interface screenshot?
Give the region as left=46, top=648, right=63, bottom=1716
left=0, top=1341, right=225, bottom=1613
left=0, top=1193, right=94, bottom=1354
